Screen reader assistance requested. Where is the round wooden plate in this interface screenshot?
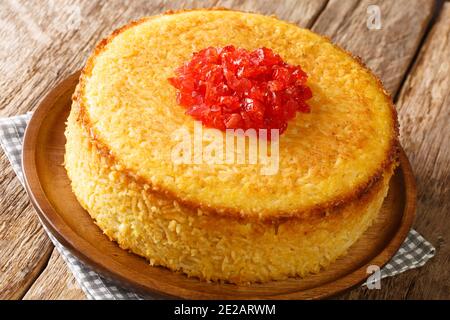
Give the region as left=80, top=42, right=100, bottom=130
left=22, top=72, right=416, bottom=299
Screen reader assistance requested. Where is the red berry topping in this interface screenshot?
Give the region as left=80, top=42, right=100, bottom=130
left=168, top=46, right=312, bottom=135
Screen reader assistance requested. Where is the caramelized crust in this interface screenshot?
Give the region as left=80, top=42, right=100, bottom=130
left=73, top=9, right=398, bottom=222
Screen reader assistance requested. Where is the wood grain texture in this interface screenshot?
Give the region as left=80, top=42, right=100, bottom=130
left=0, top=172, right=53, bottom=299
left=312, top=0, right=436, bottom=95
left=0, top=151, right=53, bottom=299
left=342, top=2, right=450, bottom=300
left=23, top=250, right=85, bottom=300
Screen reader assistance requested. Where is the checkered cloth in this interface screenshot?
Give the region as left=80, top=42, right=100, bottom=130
left=0, top=114, right=436, bottom=299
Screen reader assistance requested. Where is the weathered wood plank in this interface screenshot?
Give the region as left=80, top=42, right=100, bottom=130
left=0, top=0, right=326, bottom=300
left=343, top=2, right=450, bottom=300
left=213, top=0, right=328, bottom=27
left=312, top=0, right=436, bottom=95
left=0, top=155, right=53, bottom=299
left=0, top=0, right=168, bottom=300
left=23, top=250, right=85, bottom=300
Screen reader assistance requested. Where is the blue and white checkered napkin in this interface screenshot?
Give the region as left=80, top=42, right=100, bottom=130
left=0, top=113, right=436, bottom=299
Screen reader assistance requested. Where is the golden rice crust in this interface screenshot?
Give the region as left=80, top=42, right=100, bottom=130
left=65, top=103, right=394, bottom=283
left=78, top=9, right=398, bottom=218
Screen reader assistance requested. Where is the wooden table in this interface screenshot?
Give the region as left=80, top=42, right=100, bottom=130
left=0, top=0, right=448, bottom=300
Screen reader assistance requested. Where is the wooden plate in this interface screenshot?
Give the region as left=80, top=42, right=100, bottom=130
left=22, top=72, right=416, bottom=299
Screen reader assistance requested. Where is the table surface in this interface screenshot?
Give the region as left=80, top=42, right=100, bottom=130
left=0, top=0, right=448, bottom=300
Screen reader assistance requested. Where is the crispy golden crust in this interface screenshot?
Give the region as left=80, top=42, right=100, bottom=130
left=73, top=9, right=399, bottom=223
left=65, top=104, right=395, bottom=282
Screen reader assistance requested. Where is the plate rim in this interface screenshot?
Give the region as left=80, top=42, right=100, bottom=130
left=22, top=72, right=417, bottom=299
